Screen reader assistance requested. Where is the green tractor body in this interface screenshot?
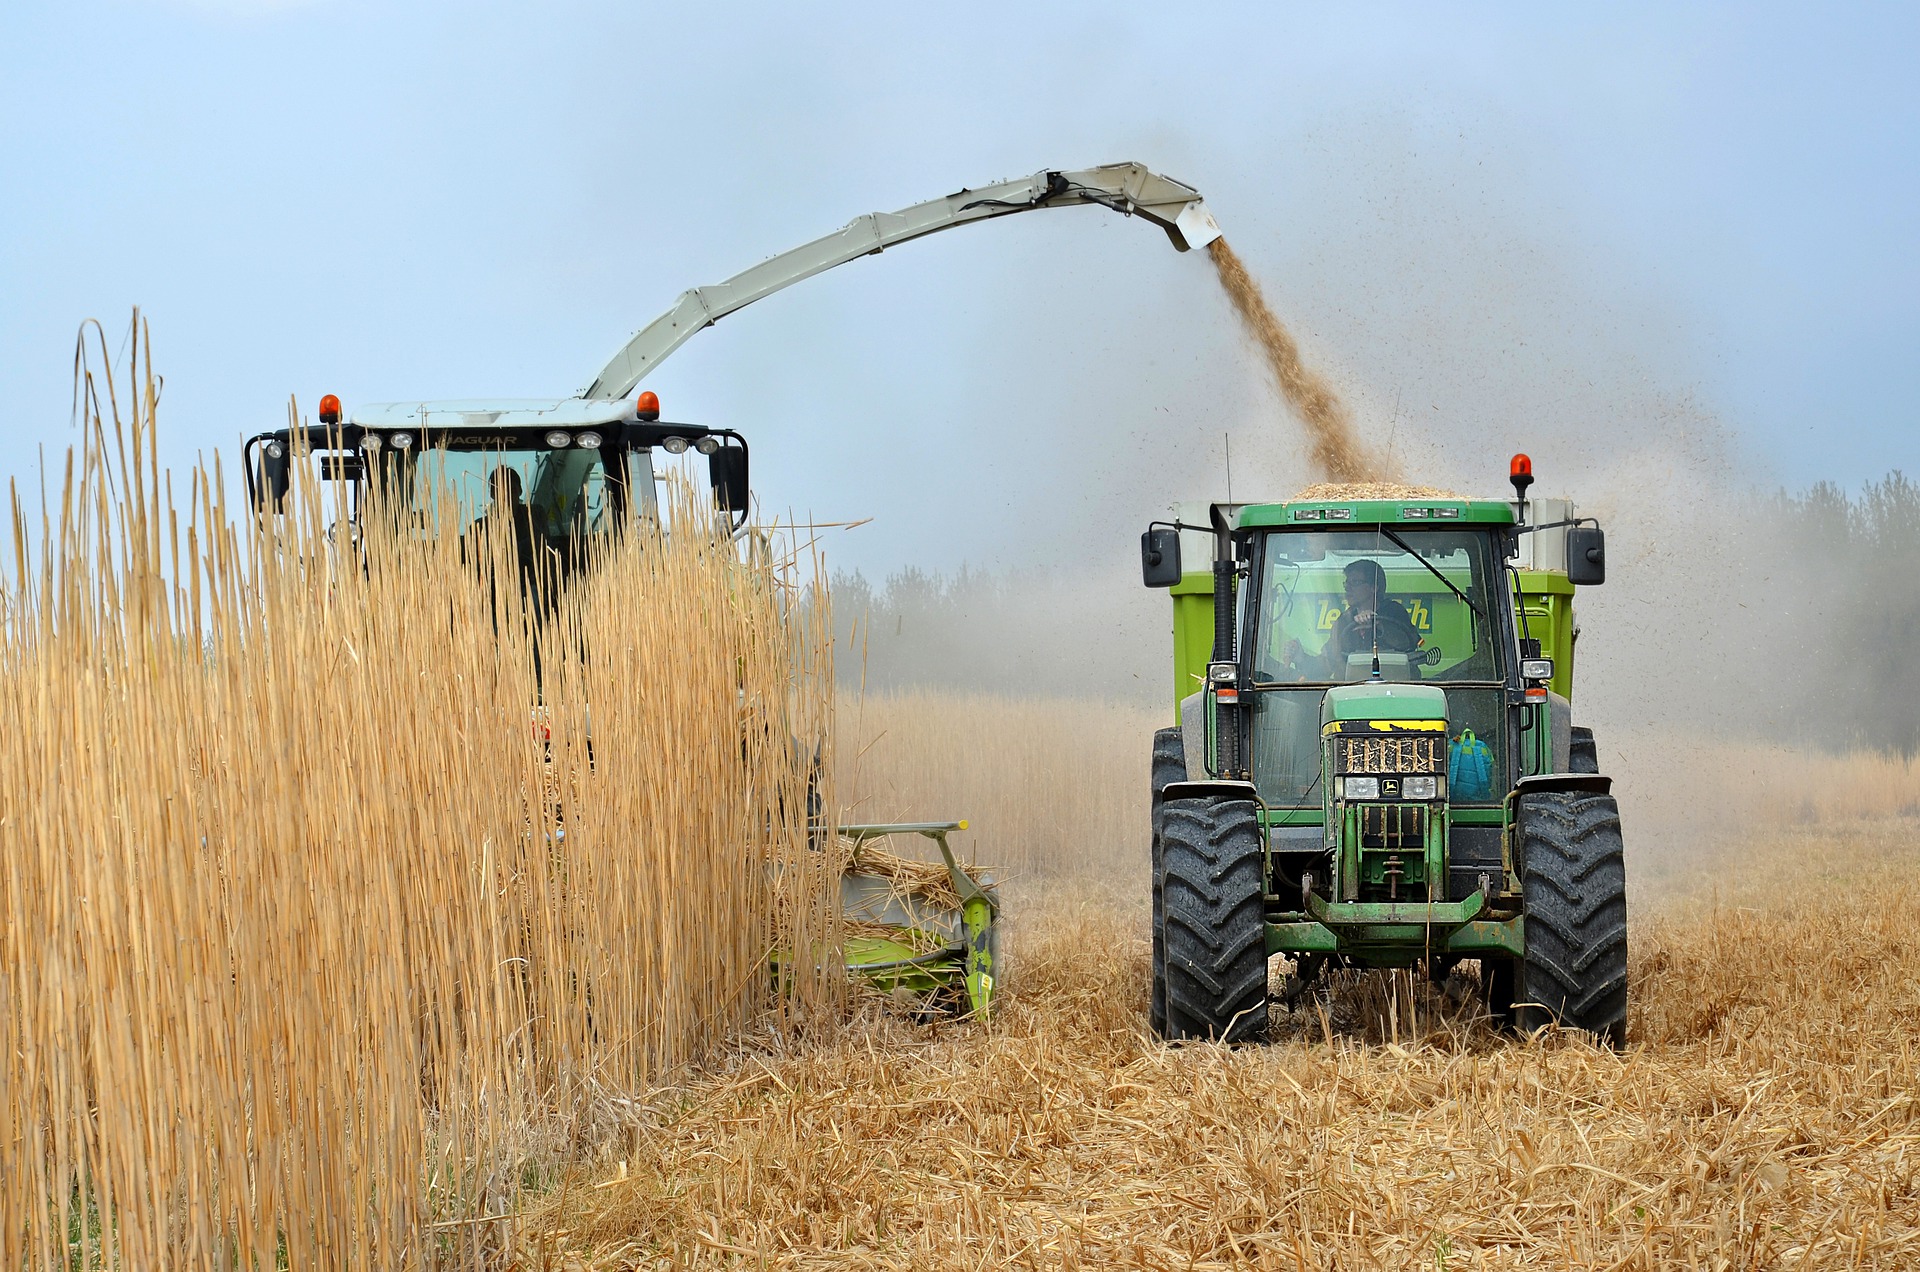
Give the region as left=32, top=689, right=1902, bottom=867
left=1142, top=478, right=1625, bottom=1045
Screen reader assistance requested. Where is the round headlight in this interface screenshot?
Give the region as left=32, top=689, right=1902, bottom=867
left=575, top=430, right=604, bottom=449
left=661, top=435, right=690, bottom=455
left=389, top=431, right=414, bottom=450
left=265, top=440, right=286, bottom=459
left=693, top=435, right=721, bottom=455
left=361, top=433, right=382, bottom=452
left=543, top=430, right=572, bottom=449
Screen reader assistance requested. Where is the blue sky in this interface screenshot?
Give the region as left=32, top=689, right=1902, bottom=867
left=3, top=1, right=1915, bottom=576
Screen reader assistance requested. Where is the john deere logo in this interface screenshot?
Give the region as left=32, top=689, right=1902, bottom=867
left=1381, top=777, right=1402, bottom=798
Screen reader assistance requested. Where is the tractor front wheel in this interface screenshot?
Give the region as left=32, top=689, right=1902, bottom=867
left=1517, top=789, right=1629, bottom=1047
left=1158, top=793, right=1269, bottom=1043
left=1148, top=728, right=1186, bottom=1038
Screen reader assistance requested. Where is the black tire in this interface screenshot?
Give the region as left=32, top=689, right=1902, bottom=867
left=1158, top=794, right=1269, bottom=1042
left=1148, top=728, right=1187, bottom=1038
left=1517, top=790, right=1628, bottom=1046
left=1569, top=726, right=1599, bottom=775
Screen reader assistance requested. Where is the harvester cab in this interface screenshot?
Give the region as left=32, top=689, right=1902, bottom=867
left=243, top=390, right=750, bottom=545
left=1142, top=461, right=1626, bottom=1046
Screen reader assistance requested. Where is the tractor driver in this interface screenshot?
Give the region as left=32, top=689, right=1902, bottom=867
left=1278, top=559, right=1421, bottom=679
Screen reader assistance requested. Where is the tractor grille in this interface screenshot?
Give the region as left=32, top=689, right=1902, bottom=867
left=1336, top=734, right=1443, bottom=776
left=1356, top=802, right=1430, bottom=850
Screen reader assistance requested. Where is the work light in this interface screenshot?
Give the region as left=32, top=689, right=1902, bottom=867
left=1343, top=776, right=1379, bottom=800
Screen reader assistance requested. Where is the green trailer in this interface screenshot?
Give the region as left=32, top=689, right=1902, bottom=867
left=1140, top=458, right=1624, bottom=1045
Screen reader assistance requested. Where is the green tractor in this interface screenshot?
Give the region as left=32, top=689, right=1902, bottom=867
left=1139, top=457, right=1624, bottom=1045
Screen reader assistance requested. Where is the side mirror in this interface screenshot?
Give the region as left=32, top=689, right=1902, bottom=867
left=708, top=445, right=749, bottom=514
left=1141, top=526, right=1182, bottom=588
left=255, top=441, right=290, bottom=511
left=1567, top=525, right=1606, bottom=585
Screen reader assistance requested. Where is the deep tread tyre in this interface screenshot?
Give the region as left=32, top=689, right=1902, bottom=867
left=1569, top=726, right=1599, bottom=775
left=1518, top=790, right=1628, bottom=1047
left=1158, top=794, right=1269, bottom=1043
left=1148, top=728, right=1186, bottom=1038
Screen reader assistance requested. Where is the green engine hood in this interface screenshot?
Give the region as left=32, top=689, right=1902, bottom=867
left=1321, top=681, right=1449, bottom=725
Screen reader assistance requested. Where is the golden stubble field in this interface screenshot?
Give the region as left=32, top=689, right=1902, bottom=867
left=531, top=695, right=1920, bottom=1269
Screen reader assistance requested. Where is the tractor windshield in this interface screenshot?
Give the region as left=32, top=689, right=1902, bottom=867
left=1247, top=526, right=1511, bottom=807
left=1252, top=528, right=1506, bottom=686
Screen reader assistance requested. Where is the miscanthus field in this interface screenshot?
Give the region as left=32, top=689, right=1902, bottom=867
left=6, top=336, right=1916, bottom=1269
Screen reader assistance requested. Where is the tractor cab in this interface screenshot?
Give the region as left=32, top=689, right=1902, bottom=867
left=244, top=391, right=750, bottom=543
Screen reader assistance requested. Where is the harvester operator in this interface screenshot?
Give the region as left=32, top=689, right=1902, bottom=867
left=476, top=466, right=543, bottom=574
left=1278, top=559, right=1421, bottom=679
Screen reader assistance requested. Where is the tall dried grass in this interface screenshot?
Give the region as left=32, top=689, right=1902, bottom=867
left=0, top=319, right=838, bottom=1267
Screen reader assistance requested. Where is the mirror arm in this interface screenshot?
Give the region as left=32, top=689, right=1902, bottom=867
left=242, top=437, right=260, bottom=508
left=1513, top=515, right=1598, bottom=536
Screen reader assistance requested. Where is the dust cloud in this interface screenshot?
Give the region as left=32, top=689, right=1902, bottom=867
left=827, top=132, right=1896, bottom=889
left=1206, top=238, right=1379, bottom=483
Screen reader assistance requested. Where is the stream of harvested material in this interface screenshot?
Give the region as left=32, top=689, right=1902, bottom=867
left=1208, top=238, right=1380, bottom=482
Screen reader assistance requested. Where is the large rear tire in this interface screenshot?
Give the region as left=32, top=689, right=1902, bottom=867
left=1517, top=789, right=1628, bottom=1046
left=1148, top=728, right=1186, bottom=1038
left=1158, top=794, right=1269, bottom=1043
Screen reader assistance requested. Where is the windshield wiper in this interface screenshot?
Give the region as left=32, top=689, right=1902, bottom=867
left=1379, top=526, right=1486, bottom=623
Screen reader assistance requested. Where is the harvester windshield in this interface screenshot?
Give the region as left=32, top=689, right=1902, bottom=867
left=1248, top=526, right=1511, bottom=807
left=394, top=445, right=627, bottom=544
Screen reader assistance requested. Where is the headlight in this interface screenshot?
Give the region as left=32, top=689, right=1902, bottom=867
left=575, top=430, right=603, bottom=449
left=1521, top=657, right=1554, bottom=682
left=389, top=431, right=414, bottom=450
left=1403, top=775, right=1440, bottom=800
left=265, top=440, right=285, bottom=459
left=1342, top=776, right=1380, bottom=800
left=360, top=433, right=381, bottom=452
left=694, top=435, right=721, bottom=455
left=543, top=429, right=572, bottom=448
left=661, top=435, right=690, bottom=455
